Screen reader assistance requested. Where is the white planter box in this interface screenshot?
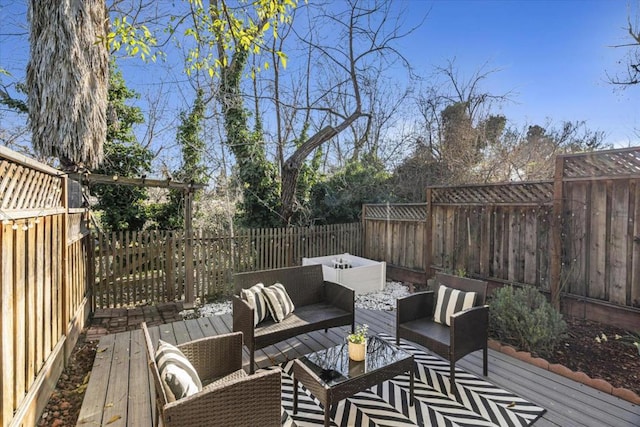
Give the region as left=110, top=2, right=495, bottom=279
left=302, top=253, right=386, bottom=295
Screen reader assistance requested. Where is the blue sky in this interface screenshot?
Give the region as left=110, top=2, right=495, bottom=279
left=400, top=0, right=640, bottom=146
left=1, top=0, right=639, bottom=150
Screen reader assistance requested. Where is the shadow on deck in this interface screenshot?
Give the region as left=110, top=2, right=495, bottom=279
left=77, top=308, right=639, bottom=426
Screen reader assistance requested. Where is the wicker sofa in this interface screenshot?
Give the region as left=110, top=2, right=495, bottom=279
left=141, top=322, right=281, bottom=427
left=396, top=273, right=489, bottom=397
left=233, top=264, right=355, bottom=373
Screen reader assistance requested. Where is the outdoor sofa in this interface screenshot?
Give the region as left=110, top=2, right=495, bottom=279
left=233, top=264, right=355, bottom=373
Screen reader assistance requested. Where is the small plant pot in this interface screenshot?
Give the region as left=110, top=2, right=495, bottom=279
left=348, top=341, right=366, bottom=361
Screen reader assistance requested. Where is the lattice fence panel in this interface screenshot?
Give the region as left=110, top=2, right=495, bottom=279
left=364, top=203, right=427, bottom=222
left=0, top=159, right=64, bottom=211
left=431, top=181, right=554, bottom=205
left=563, top=147, right=640, bottom=178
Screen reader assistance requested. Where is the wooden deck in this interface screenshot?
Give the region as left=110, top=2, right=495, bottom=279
left=77, top=308, right=640, bottom=426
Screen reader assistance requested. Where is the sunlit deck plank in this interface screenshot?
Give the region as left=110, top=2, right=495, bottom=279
left=77, top=309, right=640, bottom=427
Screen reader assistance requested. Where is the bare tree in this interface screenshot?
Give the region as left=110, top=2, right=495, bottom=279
left=412, top=59, right=512, bottom=184
left=483, top=121, right=607, bottom=182
left=278, top=0, right=418, bottom=223
left=608, top=5, right=640, bottom=87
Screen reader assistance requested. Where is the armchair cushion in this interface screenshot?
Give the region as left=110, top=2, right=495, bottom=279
left=155, top=340, right=203, bottom=402
left=263, top=282, right=295, bottom=322
left=434, top=284, right=476, bottom=326
left=240, top=283, right=269, bottom=326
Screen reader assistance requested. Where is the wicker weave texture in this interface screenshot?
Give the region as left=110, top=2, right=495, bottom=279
left=396, top=274, right=489, bottom=395
left=141, top=322, right=281, bottom=427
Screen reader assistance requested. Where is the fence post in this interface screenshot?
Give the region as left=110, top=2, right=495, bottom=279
left=184, top=189, right=194, bottom=307
left=61, top=175, right=69, bottom=336
left=166, top=232, right=175, bottom=301
left=550, top=155, right=565, bottom=310
left=361, top=205, right=367, bottom=258
left=425, top=188, right=433, bottom=280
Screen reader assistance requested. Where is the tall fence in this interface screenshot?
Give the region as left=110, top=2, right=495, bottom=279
left=91, top=223, right=362, bottom=308
left=0, top=147, right=90, bottom=427
left=362, top=203, right=429, bottom=283
left=363, top=147, right=640, bottom=324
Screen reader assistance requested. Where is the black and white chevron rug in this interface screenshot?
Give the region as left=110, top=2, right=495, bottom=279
left=271, top=333, right=546, bottom=426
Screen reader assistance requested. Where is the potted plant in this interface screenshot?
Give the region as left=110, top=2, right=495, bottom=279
left=347, top=324, right=368, bottom=361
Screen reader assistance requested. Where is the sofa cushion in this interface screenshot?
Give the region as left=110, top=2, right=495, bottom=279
left=262, top=282, right=295, bottom=322
left=155, top=340, right=202, bottom=402
left=241, top=282, right=270, bottom=326
left=434, top=284, right=476, bottom=326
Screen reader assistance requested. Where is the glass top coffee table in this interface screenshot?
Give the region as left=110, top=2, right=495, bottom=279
left=292, top=336, right=414, bottom=427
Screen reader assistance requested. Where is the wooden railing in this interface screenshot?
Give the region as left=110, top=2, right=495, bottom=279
left=0, top=147, right=90, bottom=427
left=91, top=223, right=363, bottom=308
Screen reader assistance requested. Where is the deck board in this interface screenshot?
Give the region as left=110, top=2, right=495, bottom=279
left=77, top=333, right=115, bottom=425
left=126, top=329, right=153, bottom=426
left=101, top=331, right=131, bottom=426
left=77, top=309, right=640, bottom=427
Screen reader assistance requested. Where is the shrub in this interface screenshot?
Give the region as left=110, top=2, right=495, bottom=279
left=489, top=285, right=567, bottom=357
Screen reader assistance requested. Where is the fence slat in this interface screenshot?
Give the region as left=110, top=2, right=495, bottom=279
left=2, top=223, right=15, bottom=425
left=14, top=222, right=26, bottom=405
left=91, top=224, right=364, bottom=308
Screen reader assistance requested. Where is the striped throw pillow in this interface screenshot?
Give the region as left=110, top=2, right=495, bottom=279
left=240, top=283, right=269, bottom=326
left=155, top=340, right=202, bottom=402
left=262, top=283, right=295, bottom=322
left=433, top=285, right=477, bottom=326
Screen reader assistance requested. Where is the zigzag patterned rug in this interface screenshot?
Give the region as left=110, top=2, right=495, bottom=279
left=271, top=333, right=546, bottom=426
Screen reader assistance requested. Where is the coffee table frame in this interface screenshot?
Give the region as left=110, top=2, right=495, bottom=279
left=292, top=338, right=414, bottom=427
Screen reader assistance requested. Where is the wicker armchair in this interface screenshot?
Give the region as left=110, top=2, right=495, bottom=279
left=396, top=273, right=489, bottom=397
left=141, top=322, right=282, bottom=427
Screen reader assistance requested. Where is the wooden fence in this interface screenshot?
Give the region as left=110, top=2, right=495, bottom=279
left=363, top=147, right=640, bottom=327
left=91, top=223, right=362, bottom=308
left=0, top=147, right=90, bottom=427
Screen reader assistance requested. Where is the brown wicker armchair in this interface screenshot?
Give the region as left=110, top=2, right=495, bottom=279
left=396, top=273, right=489, bottom=397
left=141, top=322, right=282, bottom=427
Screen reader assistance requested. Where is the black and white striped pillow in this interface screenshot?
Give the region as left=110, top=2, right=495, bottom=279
left=262, top=283, right=295, bottom=322
left=155, top=340, right=202, bottom=402
left=240, top=283, right=269, bottom=326
left=433, top=285, right=477, bottom=326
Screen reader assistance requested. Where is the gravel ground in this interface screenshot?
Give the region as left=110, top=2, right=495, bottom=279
left=185, top=281, right=411, bottom=318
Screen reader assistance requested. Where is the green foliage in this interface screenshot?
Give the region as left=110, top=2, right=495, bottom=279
left=183, top=0, right=297, bottom=78
left=347, top=324, right=369, bottom=344
left=0, top=70, right=28, bottom=114
left=93, top=143, right=152, bottom=231
left=105, top=16, right=158, bottom=61
left=176, top=89, right=207, bottom=185
left=489, top=285, right=567, bottom=357
left=389, top=146, right=450, bottom=202
left=216, top=48, right=281, bottom=228
left=310, top=156, right=390, bottom=224
left=153, top=89, right=207, bottom=230
left=232, top=128, right=282, bottom=228
left=91, top=65, right=152, bottom=232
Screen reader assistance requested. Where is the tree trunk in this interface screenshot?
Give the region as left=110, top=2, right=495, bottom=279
left=27, top=0, right=109, bottom=169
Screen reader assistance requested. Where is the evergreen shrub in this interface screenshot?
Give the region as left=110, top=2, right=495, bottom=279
left=489, top=285, right=567, bottom=358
